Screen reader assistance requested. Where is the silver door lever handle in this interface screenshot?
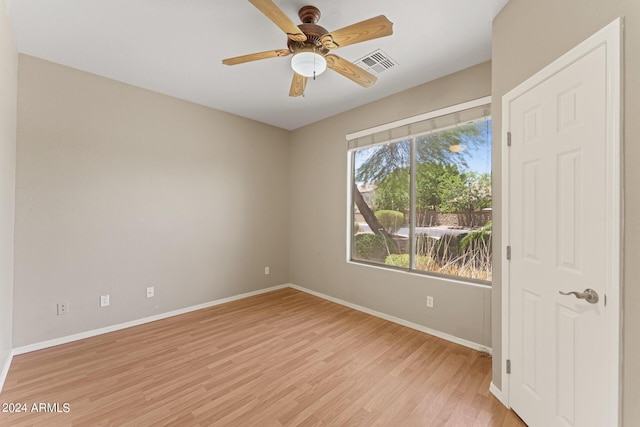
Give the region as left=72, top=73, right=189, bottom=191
left=559, top=288, right=599, bottom=304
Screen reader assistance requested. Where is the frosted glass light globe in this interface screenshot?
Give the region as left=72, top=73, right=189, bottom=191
left=291, top=52, right=327, bottom=78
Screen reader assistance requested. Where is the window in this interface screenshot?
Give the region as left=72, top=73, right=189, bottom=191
left=349, top=100, right=492, bottom=284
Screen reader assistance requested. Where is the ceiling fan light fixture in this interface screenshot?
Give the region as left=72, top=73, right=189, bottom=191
left=291, top=51, right=327, bottom=78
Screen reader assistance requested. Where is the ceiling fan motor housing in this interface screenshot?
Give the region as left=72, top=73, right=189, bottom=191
left=287, top=6, right=329, bottom=55
left=288, top=23, right=329, bottom=55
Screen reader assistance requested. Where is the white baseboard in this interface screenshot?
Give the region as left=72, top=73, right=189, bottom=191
left=288, top=283, right=492, bottom=354
left=4, top=282, right=507, bottom=413
left=0, top=349, right=14, bottom=394
left=490, top=381, right=508, bottom=407
left=12, top=284, right=288, bottom=355
left=12, top=283, right=492, bottom=362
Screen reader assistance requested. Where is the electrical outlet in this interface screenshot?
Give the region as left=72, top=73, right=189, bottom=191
left=100, top=295, right=110, bottom=307
left=426, top=296, right=434, bottom=308
left=57, top=302, right=68, bottom=315
left=147, top=286, right=155, bottom=298
left=264, top=266, right=270, bottom=275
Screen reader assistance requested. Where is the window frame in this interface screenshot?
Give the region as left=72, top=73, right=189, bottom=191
left=346, top=97, right=492, bottom=287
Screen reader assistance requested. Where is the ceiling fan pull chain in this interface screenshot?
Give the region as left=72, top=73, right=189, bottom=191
left=313, top=47, right=317, bottom=80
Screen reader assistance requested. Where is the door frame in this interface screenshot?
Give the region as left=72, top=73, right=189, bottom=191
left=500, top=17, right=622, bottom=425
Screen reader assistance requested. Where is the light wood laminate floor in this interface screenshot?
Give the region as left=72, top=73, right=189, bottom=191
left=0, top=288, right=526, bottom=426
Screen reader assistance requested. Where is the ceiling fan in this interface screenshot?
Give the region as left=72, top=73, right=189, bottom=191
left=222, top=0, right=394, bottom=97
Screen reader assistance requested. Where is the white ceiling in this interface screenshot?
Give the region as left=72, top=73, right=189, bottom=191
left=7, top=0, right=508, bottom=130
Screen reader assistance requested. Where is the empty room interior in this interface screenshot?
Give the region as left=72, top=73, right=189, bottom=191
left=0, top=0, right=638, bottom=426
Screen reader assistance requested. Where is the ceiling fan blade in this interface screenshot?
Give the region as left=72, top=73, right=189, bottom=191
left=248, top=0, right=307, bottom=42
left=289, top=73, right=308, bottom=97
left=321, top=15, right=393, bottom=49
left=222, top=49, right=290, bottom=66
left=326, top=54, right=377, bottom=88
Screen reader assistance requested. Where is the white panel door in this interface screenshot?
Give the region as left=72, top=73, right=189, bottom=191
left=506, top=34, right=618, bottom=427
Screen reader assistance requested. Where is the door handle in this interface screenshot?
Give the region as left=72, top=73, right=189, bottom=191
left=559, top=288, right=599, bottom=304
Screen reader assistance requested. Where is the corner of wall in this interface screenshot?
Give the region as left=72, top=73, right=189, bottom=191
left=0, top=0, right=18, bottom=394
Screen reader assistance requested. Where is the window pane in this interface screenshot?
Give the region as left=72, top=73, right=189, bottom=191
left=352, top=140, right=411, bottom=267
left=414, top=119, right=492, bottom=281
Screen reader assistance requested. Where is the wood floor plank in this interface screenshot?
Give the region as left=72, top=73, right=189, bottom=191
left=0, top=288, right=525, bottom=426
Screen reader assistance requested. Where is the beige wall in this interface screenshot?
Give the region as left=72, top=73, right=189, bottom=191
left=10, top=2, right=638, bottom=419
left=492, top=0, right=639, bottom=423
left=13, top=56, right=291, bottom=347
left=289, top=62, right=493, bottom=347
left=0, top=0, right=17, bottom=372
